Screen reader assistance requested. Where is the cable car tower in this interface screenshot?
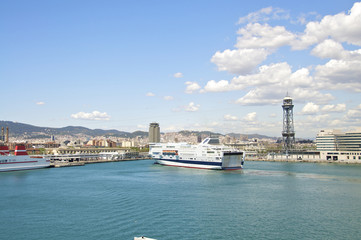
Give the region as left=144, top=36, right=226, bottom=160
left=282, top=94, right=295, bottom=154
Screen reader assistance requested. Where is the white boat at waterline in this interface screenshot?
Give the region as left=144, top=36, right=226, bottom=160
left=0, top=145, right=50, bottom=172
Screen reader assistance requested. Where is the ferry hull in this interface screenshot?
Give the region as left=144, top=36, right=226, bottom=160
left=0, top=156, right=50, bottom=172
left=155, top=159, right=243, bottom=170
left=149, top=137, right=245, bottom=171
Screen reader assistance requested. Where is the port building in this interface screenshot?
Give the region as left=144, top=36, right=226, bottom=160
left=316, top=129, right=361, bottom=161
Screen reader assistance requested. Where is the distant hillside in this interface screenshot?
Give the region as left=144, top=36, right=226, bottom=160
left=177, top=130, right=222, bottom=137
left=0, top=121, right=279, bottom=140
left=0, top=121, right=148, bottom=139
left=226, top=133, right=278, bottom=140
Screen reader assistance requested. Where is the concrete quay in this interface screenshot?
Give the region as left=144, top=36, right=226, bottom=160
left=51, top=158, right=149, bottom=168
left=246, top=157, right=361, bottom=165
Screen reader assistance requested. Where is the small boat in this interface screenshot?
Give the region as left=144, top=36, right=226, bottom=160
left=134, top=237, right=157, bottom=240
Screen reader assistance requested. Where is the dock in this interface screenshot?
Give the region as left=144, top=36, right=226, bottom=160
left=246, top=157, right=361, bottom=164
left=48, top=152, right=149, bottom=168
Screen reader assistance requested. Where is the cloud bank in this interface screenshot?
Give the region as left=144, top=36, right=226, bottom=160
left=188, top=2, right=361, bottom=106
left=71, top=111, right=111, bottom=121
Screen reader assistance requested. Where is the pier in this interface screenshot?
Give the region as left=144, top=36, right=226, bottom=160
left=48, top=152, right=149, bottom=168
left=246, top=156, right=361, bottom=164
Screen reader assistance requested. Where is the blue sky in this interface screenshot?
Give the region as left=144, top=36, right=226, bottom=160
left=1, top=0, right=360, bottom=138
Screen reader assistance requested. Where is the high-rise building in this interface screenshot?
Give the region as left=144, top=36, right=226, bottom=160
left=282, top=95, right=295, bottom=153
left=316, top=129, right=361, bottom=151
left=149, top=122, right=160, bottom=143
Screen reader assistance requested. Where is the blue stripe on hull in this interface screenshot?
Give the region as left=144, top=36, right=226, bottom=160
left=155, top=158, right=243, bottom=170
left=158, top=158, right=222, bottom=166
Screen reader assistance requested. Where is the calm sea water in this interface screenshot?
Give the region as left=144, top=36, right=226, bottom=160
left=1, top=160, right=361, bottom=240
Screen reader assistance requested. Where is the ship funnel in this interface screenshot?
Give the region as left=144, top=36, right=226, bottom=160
left=0, top=146, right=10, bottom=155
left=14, top=145, right=28, bottom=156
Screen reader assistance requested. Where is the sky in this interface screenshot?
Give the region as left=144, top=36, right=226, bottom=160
left=1, top=0, right=361, bottom=139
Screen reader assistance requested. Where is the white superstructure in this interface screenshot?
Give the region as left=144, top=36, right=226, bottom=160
left=149, top=137, right=245, bottom=170
left=0, top=145, right=50, bottom=172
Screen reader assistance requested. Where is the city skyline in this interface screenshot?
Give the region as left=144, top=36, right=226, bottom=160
left=1, top=0, right=360, bottom=139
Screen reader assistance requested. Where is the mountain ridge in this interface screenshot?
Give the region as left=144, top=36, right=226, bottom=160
left=0, top=120, right=278, bottom=140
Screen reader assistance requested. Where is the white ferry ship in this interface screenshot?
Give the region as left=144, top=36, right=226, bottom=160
left=0, top=145, right=50, bottom=172
left=149, top=137, right=245, bottom=170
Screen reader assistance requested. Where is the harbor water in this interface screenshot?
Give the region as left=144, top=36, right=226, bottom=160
left=1, top=160, right=361, bottom=239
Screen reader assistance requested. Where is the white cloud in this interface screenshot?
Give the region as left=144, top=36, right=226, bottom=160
left=243, top=112, right=257, bottom=121
left=203, top=62, right=314, bottom=94
left=211, top=48, right=270, bottom=74
left=163, top=125, right=180, bottom=132
left=237, top=7, right=289, bottom=24
left=224, top=114, right=238, bottom=121
left=311, top=39, right=346, bottom=59
left=202, top=62, right=291, bottom=93
left=174, top=72, right=183, bottom=78
left=185, top=81, right=201, bottom=94
left=199, top=2, right=360, bottom=110
left=146, top=92, right=155, bottom=97
left=292, top=2, right=361, bottom=49
left=235, top=86, right=333, bottom=106
left=314, top=54, right=361, bottom=92
left=36, top=102, right=45, bottom=105
left=321, top=104, right=346, bottom=112
left=311, top=42, right=361, bottom=91
left=328, top=119, right=342, bottom=127
left=201, top=59, right=337, bottom=105
left=296, top=12, right=322, bottom=25
left=234, top=3, right=361, bottom=51
left=301, top=102, right=320, bottom=115
left=346, top=104, right=361, bottom=119
left=163, top=96, right=174, bottom=101
left=184, top=102, right=200, bottom=112
left=306, top=114, right=330, bottom=123
left=232, top=62, right=292, bottom=87
left=292, top=88, right=334, bottom=104
left=202, top=80, right=234, bottom=93
left=236, top=88, right=282, bottom=105
left=71, top=111, right=110, bottom=121
left=137, top=124, right=147, bottom=129
left=236, top=23, right=295, bottom=49
left=171, top=107, right=182, bottom=112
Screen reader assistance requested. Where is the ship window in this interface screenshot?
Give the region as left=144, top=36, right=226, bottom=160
left=208, top=139, right=220, bottom=145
